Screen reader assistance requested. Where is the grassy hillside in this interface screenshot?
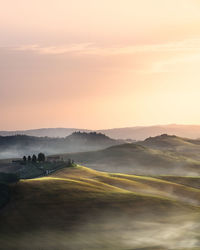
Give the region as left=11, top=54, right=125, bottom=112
left=159, top=176, right=200, bottom=189
left=0, top=183, right=10, bottom=209
left=0, top=172, right=19, bottom=209
left=139, top=134, right=195, bottom=148
left=58, top=143, right=200, bottom=175
left=0, top=166, right=200, bottom=250
left=138, top=134, right=200, bottom=160
left=2, top=133, right=200, bottom=177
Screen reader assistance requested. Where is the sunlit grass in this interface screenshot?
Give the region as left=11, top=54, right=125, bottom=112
left=1, top=165, right=200, bottom=250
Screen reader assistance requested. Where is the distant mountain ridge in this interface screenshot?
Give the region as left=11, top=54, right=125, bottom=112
left=1, top=124, right=200, bottom=140
left=99, top=124, right=200, bottom=140
left=0, top=128, right=90, bottom=138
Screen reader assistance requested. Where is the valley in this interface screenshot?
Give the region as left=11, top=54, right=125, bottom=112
left=1, top=133, right=200, bottom=249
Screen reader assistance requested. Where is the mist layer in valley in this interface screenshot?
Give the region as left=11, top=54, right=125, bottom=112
left=0, top=132, right=121, bottom=159
left=2, top=133, right=200, bottom=176
left=57, top=134, right=200, bottom=176
left=1, top=133, right=200, bottom=249
left=1, top=214, right=199, bottom=250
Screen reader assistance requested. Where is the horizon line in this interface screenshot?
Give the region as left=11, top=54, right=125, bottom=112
left=1, top=123, right=200, bottom=132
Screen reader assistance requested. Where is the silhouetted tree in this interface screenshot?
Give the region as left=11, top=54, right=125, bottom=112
left=38, top=153, right=45, bottom=162
left=23, top=156, right=27, bottom=162
left=32, top=154, right=37, bottom=163
left=28, top=156, right=31, bottom=161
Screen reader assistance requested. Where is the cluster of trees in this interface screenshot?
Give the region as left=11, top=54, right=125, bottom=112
left=23, top=153, right=46, bottom=163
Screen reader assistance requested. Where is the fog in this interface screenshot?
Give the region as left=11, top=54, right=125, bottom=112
left=0, top=146, right=60, bottom=159
left=0, top=133, right=119, bottom=160
left=0, top=144, right=104, bottom=159
left=70, top=160, right=200, bottom=177
left=1, top=213, right=199, bottom=250
left=1, top=148, right=200, bottom=177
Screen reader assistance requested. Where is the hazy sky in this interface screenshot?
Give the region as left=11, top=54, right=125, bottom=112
left=1, top=0, right=200, bottom=130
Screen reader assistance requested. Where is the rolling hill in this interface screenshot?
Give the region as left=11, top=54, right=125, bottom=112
left=0, top=166, right=200, bottom=250
left=58, top=142, right=200, bottom=175
left=2, top=133, right=200, bottom=176
left=0, top=132, right=121, bottom=159
left=138, top=134, right=200, bottom=149
left=138, top=134, right=200, bottom=161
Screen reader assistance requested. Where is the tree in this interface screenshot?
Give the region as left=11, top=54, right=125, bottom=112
left=28, top=156, right=31, bottom=161
left=23, top=156, right=27, bottom=162
left=32, top=154, right=37, bottom=163
left=38, top=153, right=45, bottom=162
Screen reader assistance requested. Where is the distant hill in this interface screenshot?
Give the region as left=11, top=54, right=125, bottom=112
left=2, top=133, right=200, bottom=175
left=99, top=124, right=200, bottom=140
left=138, top=134, right=198, bottom=149
left=0, top=132, right=121, bottom=159
left=138, top=134, right=200, bottom=161
left=2, top=124, right=200, bottom=140
left=59, top=142, right=200, bottom=175
left=0, top=128, right=90, bottom=137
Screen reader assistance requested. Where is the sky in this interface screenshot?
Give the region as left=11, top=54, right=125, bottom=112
left=1, top=0, right=200, bottom=130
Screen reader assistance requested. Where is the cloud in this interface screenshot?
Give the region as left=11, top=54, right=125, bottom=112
left=11, top=38, right=200, bottom=56
left=13, top=43, right=93, bottom=55
left=2, top=37, right=200, bottom=75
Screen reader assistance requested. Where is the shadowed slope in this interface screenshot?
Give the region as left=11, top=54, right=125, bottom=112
left=59, top=143, right=200, bottom=175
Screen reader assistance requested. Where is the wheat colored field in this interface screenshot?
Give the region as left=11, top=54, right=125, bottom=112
left=1, top=165, right=200, bottom=250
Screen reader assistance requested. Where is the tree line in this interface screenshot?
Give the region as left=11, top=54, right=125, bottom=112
left=23, top=153, right=46, bottom=163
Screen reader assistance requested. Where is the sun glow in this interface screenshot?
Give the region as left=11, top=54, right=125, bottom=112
left=1, top=0, right=200, bottom=129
